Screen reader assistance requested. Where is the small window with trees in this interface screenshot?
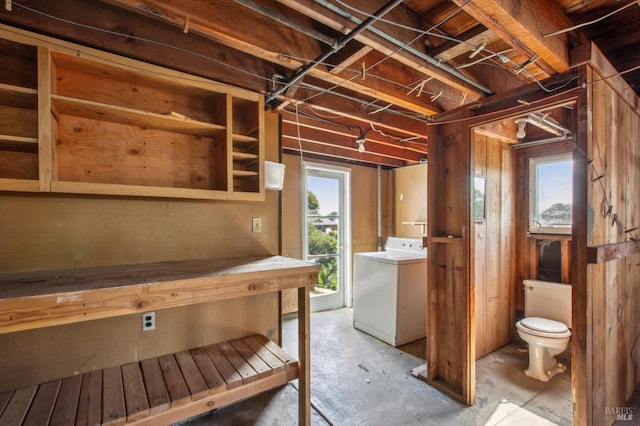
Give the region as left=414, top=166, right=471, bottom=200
left=529, top=153, right=573, bottom=234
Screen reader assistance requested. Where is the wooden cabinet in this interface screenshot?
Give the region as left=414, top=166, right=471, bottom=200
left=0, top=24, right=265, bottom=201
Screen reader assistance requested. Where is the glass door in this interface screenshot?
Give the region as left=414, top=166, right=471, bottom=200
left=302, top=162, right=350, bottom=312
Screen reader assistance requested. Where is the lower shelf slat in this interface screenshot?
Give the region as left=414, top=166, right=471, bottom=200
left=0, top=335, right=298, bottom=426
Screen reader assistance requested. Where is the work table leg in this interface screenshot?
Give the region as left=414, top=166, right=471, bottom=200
left=298, top=285, right=311, bottom=426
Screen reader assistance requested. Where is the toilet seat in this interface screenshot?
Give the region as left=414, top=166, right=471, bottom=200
left=517, top=317, right=571, bottom=338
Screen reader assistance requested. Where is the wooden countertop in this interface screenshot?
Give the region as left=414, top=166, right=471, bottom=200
left=0, top=256, right=318, bottom=334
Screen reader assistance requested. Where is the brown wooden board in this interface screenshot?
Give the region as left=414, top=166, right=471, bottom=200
left=230, top=338, right=272, bottom=379
left=102, top=366, right=126, bottom=426
left=243, top=335, right=286, bottom=374
left=76, top=370, right=102, bottom=426
left=217, top=341, right=258, bottom=384
left=139, top=358, right=171, bottom=416
left=157, top=354, right=190, bottom=408
left=174, top=351, right=209, bottom=401
left=121, top=362, right=150, bottom=422
left=22, top=380, right=61, bottom=426
left=0, top=391, right=12, bottom=417
left=189, top=347, right=226, bottom=395
left=251, top=334, right=296, bottom=369
left=203, top=344, right=243, bottom=390
left=0, top=386, right=37, bottom=425
left=49, top=375, right=82, bottom=426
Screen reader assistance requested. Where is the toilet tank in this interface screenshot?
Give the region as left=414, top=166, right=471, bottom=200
left=523, top=280, right=572, bottom=328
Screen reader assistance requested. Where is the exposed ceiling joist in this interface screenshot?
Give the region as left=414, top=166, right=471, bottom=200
left=450, top=0, right=578, bottom=75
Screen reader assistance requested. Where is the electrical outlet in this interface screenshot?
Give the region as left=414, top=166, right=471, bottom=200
left=142, top=312, right=155, bottom=331
left=252, top=217, right=262, bottom=233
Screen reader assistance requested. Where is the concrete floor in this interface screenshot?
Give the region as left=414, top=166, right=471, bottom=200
left=186, top=308, right=572, bottom=425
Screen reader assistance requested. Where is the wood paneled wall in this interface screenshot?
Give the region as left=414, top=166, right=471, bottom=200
left=472, top=132, right=515, bottom=359
left=0, top=113, right=282, bottom=391
left=574, top=55, right=640, bottom=424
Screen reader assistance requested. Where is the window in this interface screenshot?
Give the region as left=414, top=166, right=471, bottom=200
left=529, top=153, right=573, bottom=234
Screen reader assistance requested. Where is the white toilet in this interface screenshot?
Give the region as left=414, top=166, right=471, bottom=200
left=515, top=279, right=572, bottom=382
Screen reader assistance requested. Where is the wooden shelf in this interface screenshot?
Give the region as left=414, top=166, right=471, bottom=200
left=0, top=178, right=39, bottom=192
left=431, top=236, right=463, bottom=244
left=51, top=181, right=229, bottom=200
left=232, top=134, right=259, bottom=143
left=233, top=151, right=259, bottom=160
left=0, top=83, right=37, bottom=109
left=233, top=170, right=259, bottom=178
left=52, top=95, right=226, bottom=137
left=0, top=334, right=299, bottom=426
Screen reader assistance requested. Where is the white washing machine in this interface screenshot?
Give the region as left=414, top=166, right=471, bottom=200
left=353, top=237, right=427, bottom=346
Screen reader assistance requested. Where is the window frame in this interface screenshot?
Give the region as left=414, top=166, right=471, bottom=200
left=528, top=152, right=573, bottom=235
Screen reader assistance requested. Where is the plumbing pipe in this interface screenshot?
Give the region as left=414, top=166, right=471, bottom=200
left=314, top=0, right=493, bottom=95
left=266, top=0, right=405, bottom=103
left=377, top=165, right=383, bottom=251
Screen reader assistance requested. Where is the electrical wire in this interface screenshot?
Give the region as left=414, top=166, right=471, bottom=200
left=544, top=1, right=638, bottom=37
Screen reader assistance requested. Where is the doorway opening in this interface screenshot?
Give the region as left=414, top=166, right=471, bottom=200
left=302, top=162, right=351, bottom=312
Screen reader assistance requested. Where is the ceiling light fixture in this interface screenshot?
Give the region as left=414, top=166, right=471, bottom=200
left=356, top=136, right=366, bottom=153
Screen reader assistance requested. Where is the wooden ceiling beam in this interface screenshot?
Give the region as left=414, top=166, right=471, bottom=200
left=449, top=0, right=577, bottom=75
left=274, top=0, right=488, bottom=98
left=104, top=0, right=441, bottom=116
left=431, top=26, right=495, bottom=63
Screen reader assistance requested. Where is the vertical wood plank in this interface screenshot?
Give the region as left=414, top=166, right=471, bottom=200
left=189, top=347, right=226, bottom=395
left=139, top=358, right=171, bottom=415
left=37, top=46, right=52, bottom=191
left=157, top=354, right=190, bottom=408
left=0, top=386, right=37, bottom=426
left=203, top=344, right=243, bottom=390
left=230, top=338, right=272, bottom=379
left=298, top=285, right=311, bottom=426
left=76, top=370, right=102, bottom=426
left=23, top=380, right=61, bottom=426
left=174, top=351, right=209, bottom=401
left=102, top=366, right=126, bottom=426
left=121, top=362, right=150, bottom=422
left=50, top=374, right=82, bottom=426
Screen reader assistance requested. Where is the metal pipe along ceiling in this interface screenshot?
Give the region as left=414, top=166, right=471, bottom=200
left=266, top=0, right=405, bottom=103
left=314, top=0, right=494, bottom=95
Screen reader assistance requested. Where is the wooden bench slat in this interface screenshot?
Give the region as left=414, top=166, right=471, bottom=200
left=243, top=335, right=286, bottom=374
left=0, top=385, right=37, bottom=426
left=174, top=351, right=209, bottom=401
left=189, top=347, right=226, bottom=395
left=217, top=341, right=258, bottom=384
left=50, top=375, right=82, bottom=426
left=23, top=380, right=61, bottom=426
left=203, top=344, right=243, bottom=390
left=231, top=338, right=272, bottom=379
left=157, top=354, right=190, bottom=408
left=121, top=363, right=150, bottom=422
left=252, top=334, right=297, bottom=368
left=0, top=391, right=13, bottom=417
left=139, top=358, right=171, bottom=415
left=102, top=366, right=126, bottom=426
left=76, top=370, right=102, bottom=426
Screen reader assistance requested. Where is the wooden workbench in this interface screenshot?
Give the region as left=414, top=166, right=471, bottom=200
left=0, top=256, right=318, bottom=425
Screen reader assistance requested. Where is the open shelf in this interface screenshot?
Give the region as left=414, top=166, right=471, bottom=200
left=52, top=95, right=226, bottom=137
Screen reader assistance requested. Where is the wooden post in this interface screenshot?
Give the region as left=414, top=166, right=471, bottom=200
left=298, top=285, right=311, bottom=426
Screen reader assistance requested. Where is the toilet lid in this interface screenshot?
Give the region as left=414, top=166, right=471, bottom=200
left=520, top=317, right=568, bottom=333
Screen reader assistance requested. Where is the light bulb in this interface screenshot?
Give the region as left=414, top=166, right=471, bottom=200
left=516, top=119, right=527, bottom=139
left=358, top=142, right=365, bottom=153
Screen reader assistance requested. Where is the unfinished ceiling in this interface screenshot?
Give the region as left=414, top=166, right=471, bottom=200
left=1, top=0, right=638, bottom=167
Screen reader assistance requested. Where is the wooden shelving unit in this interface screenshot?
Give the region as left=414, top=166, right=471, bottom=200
left=0, top=25, right=266, bottom=201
